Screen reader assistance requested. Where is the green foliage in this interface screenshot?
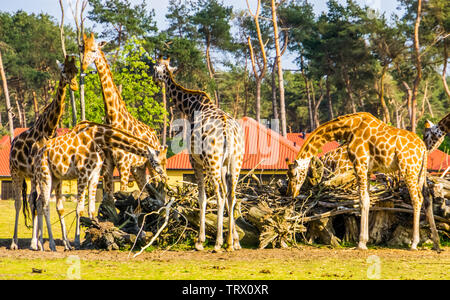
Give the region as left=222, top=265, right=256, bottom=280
left=114, top=37, right=165, bottom=127
left=87, top=0, right=157, bottom=49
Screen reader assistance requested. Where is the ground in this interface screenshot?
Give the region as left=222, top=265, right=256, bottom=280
left=0, top=200, right=449, bottom=280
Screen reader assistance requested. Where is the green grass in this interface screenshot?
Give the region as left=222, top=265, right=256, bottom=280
left=0, top=200, right=449, bottom=280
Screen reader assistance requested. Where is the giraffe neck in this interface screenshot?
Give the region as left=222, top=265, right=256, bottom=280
left=438, top=112, right=450, bottom=134
left=163, top=70, right=215, bottom=120
left=297, top=113, right=374, bottom=159
left=32, top=73, right=67, bottom=138
left=94, top=50, right=128, bottom=125
left=76, top=121, right=150, bottom=158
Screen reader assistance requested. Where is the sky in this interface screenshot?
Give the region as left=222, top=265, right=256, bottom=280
left=1, top=0, right=401, bottom=69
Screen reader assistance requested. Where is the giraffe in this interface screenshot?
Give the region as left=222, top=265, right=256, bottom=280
left=423, top=112, right=450, bottom=152
left=152, top=57, right=245, bottom=252
left=318, top=145, right=353, bottom=180
left=286, top=112, right=441, bottom=251
left=80, top=33, right=164, bottom=202
left=9, top=55, right=78, bottom=250
left=29, top=121, right=167, bottom=250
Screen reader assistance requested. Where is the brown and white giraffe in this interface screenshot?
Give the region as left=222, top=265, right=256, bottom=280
left=319, top=145, right=353, bottom=180
left=81, top=33, right=165, bottom=201
left=423, top=112, right=450, bottom=152
left=152, top=58, right=245, bottom=252
left=9, top=55, right=78, bottom=250
left=30, top=121, right=167, bottom=250
left=286, top=112, right=440, bottom=251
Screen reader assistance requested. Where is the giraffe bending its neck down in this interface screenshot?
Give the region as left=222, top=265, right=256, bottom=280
left=153, top=58, right=245, bottom=252
left=423, top=112, right=450, bottom=152
left=81, top=33, right=164, bottom=202
left=9, top=55, right=78, bottom=250
left=30, top=121, right=167, bottom=251
left=287, top=112, right=441, bottom=251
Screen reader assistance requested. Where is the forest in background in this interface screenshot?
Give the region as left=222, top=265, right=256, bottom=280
left=0, top=0, right=449, bottom=152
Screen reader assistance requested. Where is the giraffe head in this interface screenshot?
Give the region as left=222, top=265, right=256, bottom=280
left=57, top=55, right=79, bottom=91
left=147, top=145, right=168, bottom=182
left=286, top=158, right=311, bottom=198
left=152, top=57, right=177, bottom=84
left=423, top=120, right=445, bottom=152
left=81, top=32, right=107, bottom=71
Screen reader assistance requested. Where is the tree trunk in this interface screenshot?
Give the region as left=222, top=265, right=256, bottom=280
left=0, top=50, right=14, bottom=139
left=271, top=61, right=279, bottom=121
left=379, top=66, right=391, bottom=124
left=32, top=91, right=39, bottom=121
left=300, top=55, right=313, bottom=131
left=162, top=82, right=167, bottom=146
left=271, top=0, right=286, bottom=137
left=256, top=80, right=261, bottom=123
left=410, top=0, right=423, bottom=133
left=246, top=0, right=267, bottom=123
left=442, top=41, right=450, bottom=99
left=326, top=75, right=334, bottom=120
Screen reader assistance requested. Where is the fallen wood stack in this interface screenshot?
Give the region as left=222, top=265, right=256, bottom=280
left=81, top=167, right=450, bottom=250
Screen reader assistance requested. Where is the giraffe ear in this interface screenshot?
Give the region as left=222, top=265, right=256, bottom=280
left=98, top=41, right=108, bottom=49
left=425, top=120, right=434, bottom=129
left=56, top=59, right=64, bottom=71
left=159, top=145, right=168, bottom=155
left=83, top=33, right=87, bottom=40
left=168, top=66, right=177, bottom=73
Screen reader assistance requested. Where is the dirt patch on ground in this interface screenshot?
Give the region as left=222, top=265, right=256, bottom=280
left=0, top=240, right=448, bottom=262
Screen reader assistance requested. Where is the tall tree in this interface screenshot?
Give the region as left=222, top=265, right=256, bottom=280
left=87, top=0, right=157, bottom=64
left=246, top=0, right=268, bottom=123
left=270, top=0, right=287, bottom=136
left=0, top=48, right=14, bottom=139
left=191, top=0, right=234, bottom=106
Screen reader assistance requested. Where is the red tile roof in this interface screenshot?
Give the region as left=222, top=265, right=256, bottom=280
left=287, top=133, right=340, bottom=157
left=0, top=128, right=70, bottom=177
left=166, top=117, right=300, bottom=170
left=166, top=122, right=450, bottom=172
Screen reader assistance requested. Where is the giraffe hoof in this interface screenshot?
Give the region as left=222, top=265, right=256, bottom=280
left=234, top=243, right=242, bottom=250
left=357, top=242, right=368, bottom=250
left=225, top=246, right=234, bottom=252
left=64, top=242, right=73, bottom=251
left=212, top=247, right=223, bottom=253
left=195, top=243, right=204, bottom=251
left=9, top=242, right=19, bottom=250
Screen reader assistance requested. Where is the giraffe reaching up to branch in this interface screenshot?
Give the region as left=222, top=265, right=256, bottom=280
left=9, top=55, right=78, bottom=250
left=286, top=112, right=440, bottom=251
left=30, top=121, right=167, bottom=251
left=81, top=33, right=165, bottom=204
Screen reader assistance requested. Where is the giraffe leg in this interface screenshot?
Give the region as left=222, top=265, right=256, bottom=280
left=404, top=179, right=422, bottom=250
left=88, top=166, right=101, bottom=219
left=102, top=153, right=116, bottom=205
left=225, top=163, right=241, bottom=251
left=55, top=181, right=72, bottom=251
left=10, top=174, right=23, bottom=250
left=43, top=192, right=56, bottom=252
left=422, top=182, right=441, bottom=251
left=74, top=177, right=88, bottom=249
left=213, top=174, right=225, bottom=253
left=354, top=163, right=370, bottom=250
left=193, top=165, right=206, bottom=251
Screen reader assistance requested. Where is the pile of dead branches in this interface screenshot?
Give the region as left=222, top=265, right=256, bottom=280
left=80, top=166, right=450, bottom=251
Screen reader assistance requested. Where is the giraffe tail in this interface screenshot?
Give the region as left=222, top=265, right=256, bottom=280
left=21, top=179, right=32, bottom=229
